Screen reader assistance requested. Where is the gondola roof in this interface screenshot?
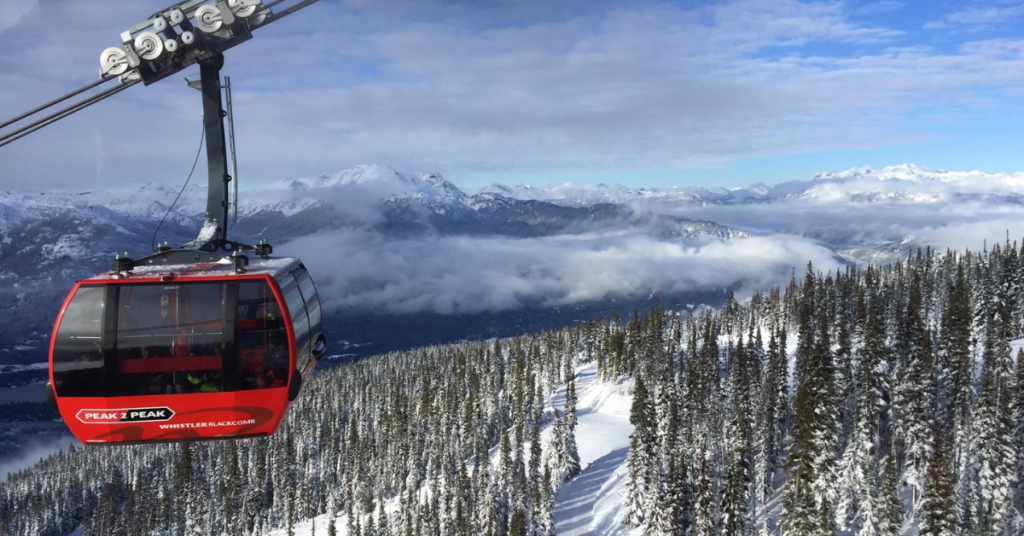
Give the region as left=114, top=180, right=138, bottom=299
left=83, top=256, right=302, bottom=282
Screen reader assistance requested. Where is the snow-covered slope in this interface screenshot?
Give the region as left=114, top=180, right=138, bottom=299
left=548, top=365, right=633, bottom=536
left=268, top=360, right=636, bottom=536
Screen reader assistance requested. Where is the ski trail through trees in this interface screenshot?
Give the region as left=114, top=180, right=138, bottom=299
left=551, top=364, right=635, bottom=535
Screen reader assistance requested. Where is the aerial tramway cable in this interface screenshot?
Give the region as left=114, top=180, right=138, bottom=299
left=0, top=76, right=116, bottom=131
left=0, top=80, right=140, bottom=148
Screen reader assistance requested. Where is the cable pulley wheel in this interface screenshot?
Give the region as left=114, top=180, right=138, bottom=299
left=228, top=0, right=260, bottom=18
left=169, top=9, right=185, bottom=25
left=181, top=31, right=195, bottom=45
left=100, top=47, right=129, bottom=76
left=134, top=32, right=164, bottom=61
left=195, top=5, right=223, bottom=33
left=153, top=17, right=168, bottom=32
left=165, top=39, right=178, bottom=53
left=251, top=9, right=269, bottom=26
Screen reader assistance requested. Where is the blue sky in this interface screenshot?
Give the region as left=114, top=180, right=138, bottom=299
left=0, top=0, right=1023, bottom=191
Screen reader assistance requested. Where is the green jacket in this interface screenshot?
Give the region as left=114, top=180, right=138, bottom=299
left=187, top=373, right=219, bottom=393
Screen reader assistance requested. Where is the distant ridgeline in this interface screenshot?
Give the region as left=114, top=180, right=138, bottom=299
left=3, top=240, right=1024, bottom=535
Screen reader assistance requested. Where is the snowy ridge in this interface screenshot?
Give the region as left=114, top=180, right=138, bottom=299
left=471, top=181, right=768, bottom=208
left=0, top=165, right=469, bottom=227
left=253, top=165, right=468, bottom=216
left=6, top=163, right=1021, bottom=232
left=471, top=164, right=1024, bottom=207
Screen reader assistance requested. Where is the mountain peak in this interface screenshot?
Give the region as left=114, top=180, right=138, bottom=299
left=314, top=164, right=404, bottom=187
left=412, top=171, right=467, bottom=201
left=267, top=178, right=308, bottom=192
left=808, top=163, right=953, bottom=183
left=747, top=182, right=771, bottom=195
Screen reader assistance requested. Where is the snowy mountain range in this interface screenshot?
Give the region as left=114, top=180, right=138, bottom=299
left=10, top=163, right=1021, bottom=231
left=473, top=164, right=1024, bottom=207
left=2, top=162, right=1024, bottom=366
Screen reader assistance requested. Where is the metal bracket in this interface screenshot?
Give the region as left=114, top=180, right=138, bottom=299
left=111, top=237, right=273, bottom=273
left=231, top=248, right=248, bottom=273
left=112, top=252, right=134, bottom=272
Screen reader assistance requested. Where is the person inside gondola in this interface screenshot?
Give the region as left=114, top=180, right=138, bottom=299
left=159, top=293, right=171, bottom=325
left=148, top=373, right=169, bottom=395
left=263, top=335, right=289, bottom=388
left=250, top=334, right=287, bottom=389
left=78, top=340, right=102, bottom=363
left=256, top=367, right=276, bottom=389
left=187, top=371, right=220, bottom=393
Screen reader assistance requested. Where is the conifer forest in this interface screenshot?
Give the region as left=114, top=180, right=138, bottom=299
left=4, top=239, right=1024, bottom=535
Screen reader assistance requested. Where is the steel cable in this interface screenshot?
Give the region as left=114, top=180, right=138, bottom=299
left=0, top=80, right=139, bottom=148
left=0, top=75, right=115, bottom=131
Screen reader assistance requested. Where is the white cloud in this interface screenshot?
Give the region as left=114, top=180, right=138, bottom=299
left=287, top=226, right=841, bottom=315
left=947, top=2, right=1024, bottom=25
left=663, top=198, right=1024, bottom=267
left=925, top=2, right=1024, bottom=30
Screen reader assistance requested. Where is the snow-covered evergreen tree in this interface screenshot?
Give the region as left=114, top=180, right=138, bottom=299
left=720, top=404, right=752, bottom=535
left=781, top=296, right=838, bottom=535
left=973, top=320, right=1017, bottom=534
left=877, top=450, right=903, bottom=536
left=1014, top=348, right=1024, bottom=532
left=920, top=421, right=957, bottom=536
left=562, top=379, right=581, bottom=484
left=900, top=272, right=937, bottom=518
left=836, top=273, right=885, bottom=534
left=691, top=442, right=717, bottom=536
left=624, top=377, right=657, bottom=527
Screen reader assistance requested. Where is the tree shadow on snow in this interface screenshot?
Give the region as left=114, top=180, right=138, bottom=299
left=553, top=446, right=629, bottom=535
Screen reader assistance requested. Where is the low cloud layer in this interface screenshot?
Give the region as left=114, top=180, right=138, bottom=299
left=9, top=163, right=1024, bottom=318
left=264, top=166, right=1024, bottom=316
left=289, top=228, right=842, bottom=316
left=0, top=437, right=78, bottom=483
left=676, top=200, right=1024, bottom=256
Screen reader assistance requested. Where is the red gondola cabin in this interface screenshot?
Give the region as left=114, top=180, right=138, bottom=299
left=46, top=256, right=326, bottom=444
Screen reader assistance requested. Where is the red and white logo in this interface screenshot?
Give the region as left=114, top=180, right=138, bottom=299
left=76, top=407, right=175, bottom=424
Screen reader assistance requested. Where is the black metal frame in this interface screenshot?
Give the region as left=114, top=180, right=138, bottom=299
left=200, top=54, right=231, bottom=246
left=113, top=55, right=274, bottom=274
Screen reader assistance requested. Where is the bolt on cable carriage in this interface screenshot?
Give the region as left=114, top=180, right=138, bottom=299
left=0, top=0, right=328, bottom=444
